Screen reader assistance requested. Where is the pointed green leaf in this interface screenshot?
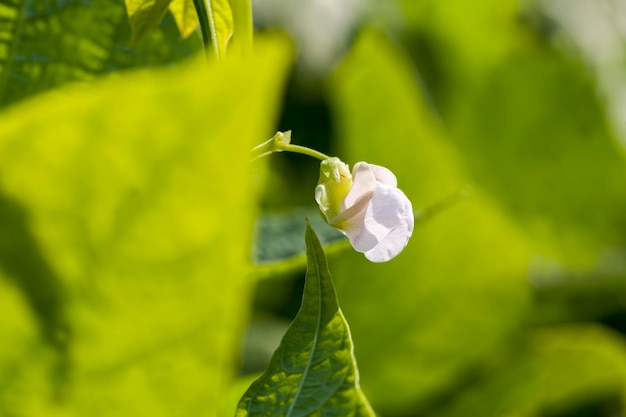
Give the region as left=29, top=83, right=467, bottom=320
left=125, top=0, right=173, bottom=44
left=168, top=0, right=199, bottom=38
left=236, top=222, right=375, bottom=416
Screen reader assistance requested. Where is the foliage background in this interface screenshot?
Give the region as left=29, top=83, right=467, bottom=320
left=1, top=0, right=626, bottom=416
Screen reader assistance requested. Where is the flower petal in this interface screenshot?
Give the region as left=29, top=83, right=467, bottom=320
left=347, top=183, right=414, bottom=261
left=343, top=162, right=376, bottom=209
left=368, top=164, right=397, bottom=187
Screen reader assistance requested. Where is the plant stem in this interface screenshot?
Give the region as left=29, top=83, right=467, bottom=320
left=251, top=131, right=330, bottom=161
left=192, top=0, right=212, bottom=55
left=278, top=144, right=330, bottom=161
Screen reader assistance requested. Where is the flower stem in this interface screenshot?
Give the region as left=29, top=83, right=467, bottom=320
left=251, top=131, right=330, bottom=161
left=278, top=144, right=329, bottom=161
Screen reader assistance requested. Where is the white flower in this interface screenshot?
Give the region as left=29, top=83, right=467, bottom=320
left=315, top=158, right=414, bottom=262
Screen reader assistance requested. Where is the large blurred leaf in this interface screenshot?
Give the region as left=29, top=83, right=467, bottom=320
left=237, top=223, right=375, bottom=416
left=450, top=50, right=626, bottom=262
left=0, top=35, right=290, bottom=416
left=430, top=325, right=626, bottom=417
left=327, top=30, right=532, bottom=414
left=399, top=0, right=626, bottom=262
left=0, top=0, right=201, bottom=108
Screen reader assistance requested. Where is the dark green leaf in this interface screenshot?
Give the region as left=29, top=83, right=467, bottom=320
left=254, top=207, right=345, bottom=265
left=0, top=0, right=201, bottom=108
left=430, top=325, right=626, bottom=417
left=236, top=222, right=375, bottom=417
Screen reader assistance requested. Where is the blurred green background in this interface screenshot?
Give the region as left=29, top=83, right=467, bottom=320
left=1, top=0, right=626, bottom=416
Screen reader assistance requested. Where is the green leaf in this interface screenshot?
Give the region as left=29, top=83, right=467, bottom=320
left=125, top=0, right=173, bottom=44
left=254, top=207, right=345, bottom=263
left=236, top=222, right=375, bottom=416
left=0, top=35, right=291, bottom=416
left=0, top=0, right=201, bottom=108
left=398, top=0, right=626, bottom=262
left=0, top=0, right=23, bottom=97
left=168, top=0, right=199, bottom=38
left=327, top=29, right=532, bottom=414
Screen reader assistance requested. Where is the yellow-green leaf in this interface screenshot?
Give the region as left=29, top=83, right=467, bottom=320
left=0, top=35, right=291, bottom=416
left=125, top=0, right=173, bottom=44
left=168, top=0, right=199, bottom=38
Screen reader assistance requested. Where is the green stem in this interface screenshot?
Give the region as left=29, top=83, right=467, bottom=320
left=192, top=0, right=212, bottom=55
left=251, top=131, right=330, bottom=161
left=278, top=144, right=329, bottom=161
left=231, top=0, right=253, bottom=54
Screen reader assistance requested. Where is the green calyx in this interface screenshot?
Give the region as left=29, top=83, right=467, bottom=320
left=315, top=157, right=353, bottom=223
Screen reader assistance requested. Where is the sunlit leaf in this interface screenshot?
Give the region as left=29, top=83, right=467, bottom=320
left=125, top=0, right=173, bottom=44
left=168, top=0, right=198, bottom=38
left=398, top=0, right=626, bottom=263
left=0, top=35, right=290, bottom=416
left=0, top=0, right=201, bottom=108
left=236, top=222, right=375, bottom=416
left=328, top=29, right=532, bottom=414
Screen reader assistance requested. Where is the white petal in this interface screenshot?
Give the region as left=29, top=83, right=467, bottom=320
left=368, top=164, right=397, bottom=187
left=343, top=162, right=376, bottom=209
left=326, top=161, right=376, bottom=230
left=348, top=183, right=414, bottom=261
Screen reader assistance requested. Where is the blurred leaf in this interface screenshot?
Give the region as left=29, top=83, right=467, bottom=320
left=254, top=207, right=345, bottom=264
left=236, top=223, right=375, bottom=416
left=327, top=29, right=532, bottom=414
left=169, top=0, right=198, bottom=38
left=399, top=0, right=626, bottom=262
left=0, top=0, right=201, bottom=108
left=0, top=0, right=22, bottom=93
left=531, top=249, right=626, bottom=324
left=0, top=35, right=290, bottom=416
left=430, top=325, right=626, bottom=417
left=125, top=0, right=172, bottom=44
left=449, top=49, right=626, bottom=262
